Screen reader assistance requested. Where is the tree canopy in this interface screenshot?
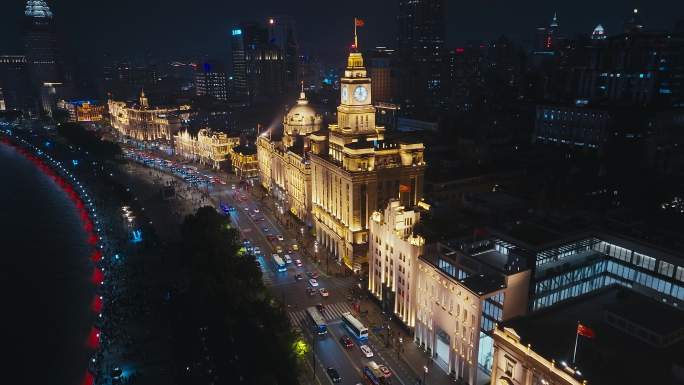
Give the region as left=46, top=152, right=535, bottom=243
left=173, top=206, right=298, bottom=385
left=56, top=122, right=122, bottom=161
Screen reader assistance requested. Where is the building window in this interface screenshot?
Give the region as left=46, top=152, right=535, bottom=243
left=676, top=267, right=684, bottom=282
left=505, top=360, right=514, bottom=377
left=659, top=261, right=675, bottom=277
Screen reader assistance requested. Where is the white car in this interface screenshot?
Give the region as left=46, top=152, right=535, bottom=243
left=284, top=254, right=293, bottom=264
left=295, top=259, right=303, bottom=267
left=359, top=344, right=373, bottom=358
left=277, top=234, right=284, bottom=241
left=309, top=278, right=319, bottom=287
left=319, top=288, right=329, bottom=297
left=253, top=208, right=260, bottom=213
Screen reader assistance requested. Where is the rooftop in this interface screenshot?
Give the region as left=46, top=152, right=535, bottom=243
left=458, top=273, right=506, bottom=296
left=232, top=145, right=256, bottom=155
left=503, top=287, right=684, bottom=385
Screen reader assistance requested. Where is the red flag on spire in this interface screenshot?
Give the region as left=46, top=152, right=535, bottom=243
left=577, top=323, right=596, bottom=338
left=355, top=18, right=365, bottom=27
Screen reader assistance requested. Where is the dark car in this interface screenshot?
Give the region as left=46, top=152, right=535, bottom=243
left=294, top=273, right=303, bottom=281
left=339, top=335, right=354, bottom=349
left=326, top=367, right=341, bottom=383
left=316, top=303, right=325, bottom=312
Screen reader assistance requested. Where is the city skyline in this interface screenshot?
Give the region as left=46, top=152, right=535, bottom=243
left=2, top=1, right=684, bottom=385
left=1, top=0, right=683, bottom=64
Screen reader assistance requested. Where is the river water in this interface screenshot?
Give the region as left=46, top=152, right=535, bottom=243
left=0, top=142, right=93, bottom=385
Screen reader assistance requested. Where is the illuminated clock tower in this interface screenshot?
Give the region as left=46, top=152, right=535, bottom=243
left=337, top=51, right=376, bottom=134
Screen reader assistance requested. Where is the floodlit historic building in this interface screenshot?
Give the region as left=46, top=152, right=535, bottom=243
left=489, top=327, right=583, bottom=385
left=108, top=90, right=180, bottom=142
left=368, top=199, right=426, bottom=327
left=173, top=128, right=239, bottom=170
left=414, top=240, right=531, bottom=385
left=231, top=145, right=259, bottom=179
left=308, top=47, right=426, bottom=271
left=256, top=85, right=323, bottom=225
left=57, top=100, right=105, bottom=122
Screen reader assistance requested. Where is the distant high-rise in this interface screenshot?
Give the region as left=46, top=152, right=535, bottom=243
left=535, top=13, right=560, bottom=51
left=195, top=62, right=227, bottom=101
left=0, top=55, right=30, bottom=110
left=231, top=21, right=285, bottom=104
left=366, top=47, right=396, bottom=103
left=230, top=26, right=249, bottom=101
left=23, top=0, right=61, bottom=91
left=396, top=0, right=446, bottom=111
left=267, top=16, right=299, bottom=91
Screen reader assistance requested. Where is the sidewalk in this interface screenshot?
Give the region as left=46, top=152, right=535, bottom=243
left=359, top=296, right=458, bottom=385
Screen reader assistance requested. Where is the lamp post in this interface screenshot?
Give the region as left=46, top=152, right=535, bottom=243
left=423, top=365, right=428, bottom=385
left=397, top=336, right=403, bottom=360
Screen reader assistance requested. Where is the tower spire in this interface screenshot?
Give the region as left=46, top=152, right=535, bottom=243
left=354, top=19, right=358, bottom=49
left=298, top=81, right=307, bottom=103
left=550, top=12, right=559, bottom=28
left=353, top=18, right=365, bottom=50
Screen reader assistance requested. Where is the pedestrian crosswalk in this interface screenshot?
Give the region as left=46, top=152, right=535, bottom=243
left=288, top=301, right=353, bottom=329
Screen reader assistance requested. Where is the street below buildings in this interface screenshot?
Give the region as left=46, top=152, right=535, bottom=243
left=122, top=146, right=473, bottom=385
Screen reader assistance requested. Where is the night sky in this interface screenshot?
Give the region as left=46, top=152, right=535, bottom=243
left=1, top=0, right=683, bottom=65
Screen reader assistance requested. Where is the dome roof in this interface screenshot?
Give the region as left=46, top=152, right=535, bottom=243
left=283, top=89, right=322, bottom=127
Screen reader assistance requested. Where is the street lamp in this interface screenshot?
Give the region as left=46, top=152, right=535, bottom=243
left=398, top=336, right=403, bottom=360
left=423, top=365, right=429, bottom=385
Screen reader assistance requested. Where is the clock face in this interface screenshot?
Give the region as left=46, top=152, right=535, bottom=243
left=353, top=85, right=368, bottom=102
left=341, top=86, right=348, bottom=103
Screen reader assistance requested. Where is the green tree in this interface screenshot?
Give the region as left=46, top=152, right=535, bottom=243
left=174, top=207, right=299, bottom=385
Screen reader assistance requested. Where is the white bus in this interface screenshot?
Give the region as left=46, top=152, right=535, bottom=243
left=305, top=306, right=328, bottom=335
left=341, top=312, right=368, bottom=341
left=272, top=254, right=287, bottom=272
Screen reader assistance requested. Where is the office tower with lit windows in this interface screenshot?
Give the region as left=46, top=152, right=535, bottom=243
left=0, top=55, right=30, bottom=110
left=195, top=62, right=227, bottom=101
left=309, top=46, right=426, bottom=272
left=267, top=16, right=299, bottom=91
left=231, top=21, right=286, bottom=103
left=23, top=0, right=62, bottom=97
left=366, top=47, right=396, bottom=103
left=396, top=0, right=446, bottom=111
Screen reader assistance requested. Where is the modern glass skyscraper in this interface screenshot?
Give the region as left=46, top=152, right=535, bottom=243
left=23, top=0, right=61, bottom=89
left=396, top=0, right=446, bottom=110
